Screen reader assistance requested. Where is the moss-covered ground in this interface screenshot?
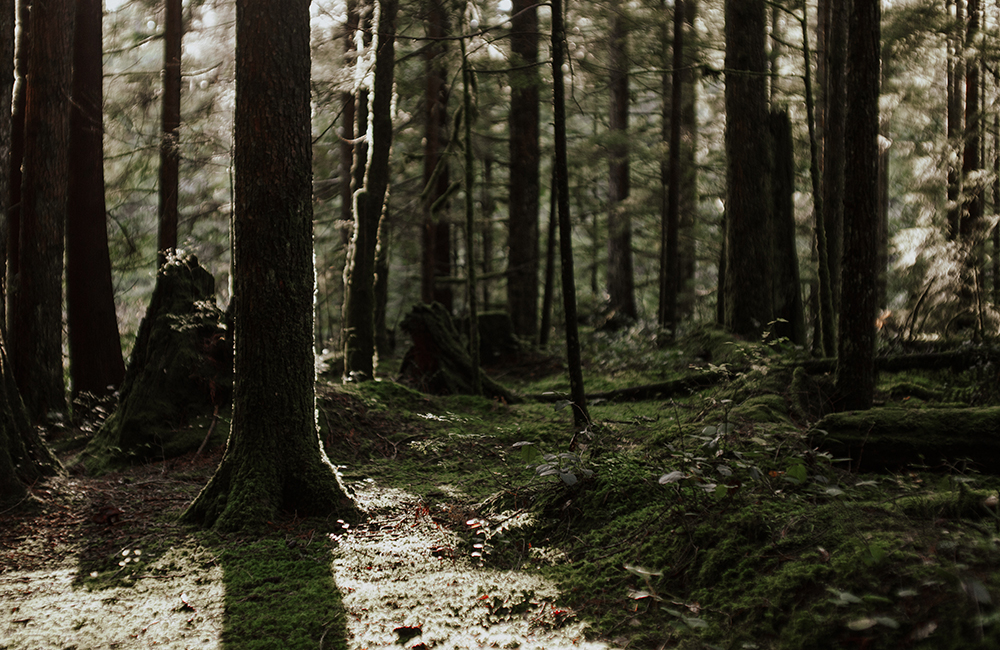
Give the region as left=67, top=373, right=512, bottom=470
left=4, top=324, right=1000, bottom=648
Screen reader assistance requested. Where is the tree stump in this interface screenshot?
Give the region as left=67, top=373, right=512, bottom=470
left=399, top=303, right=518, bottom=403
left=81, top=254, right=231, bottom=474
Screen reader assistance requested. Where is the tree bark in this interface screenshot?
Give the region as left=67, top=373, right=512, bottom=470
left=770, top=110, right=806, bottom=346
left=10, top=0, right=75, bottom=421
left=67, top=0, right=126, bottom=400
left=946, top=0, right=964, bottom=241
left=506, top=0, right=540, bottom=341
left=343, top=0, right=396, bottom=381
left=677, top=0, right=699, bottom=322
left=157, top=0, right=182, bottom=266
left=723, top=0, right=772, bottom=338
left=183, top=0, right=357, bottom=531
left=658, top=0, right=683, bottom=338
left=0, top=0, right=11, bottom=323
left=822, top=0, right=847, bottom=312
left=421, top=0, right=452, bottom=311
left=5, top=0, right=28, bottom=335
left=835, top=0, right=880, bottom=411
left=552, top=0, right=589, bottom=427
left=606, top=0, right=636, bottom=322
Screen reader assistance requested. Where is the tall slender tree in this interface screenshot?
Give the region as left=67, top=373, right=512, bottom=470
left=552, top=0, right=588, bottom=428
left=183, top=0, right=357, bottom=531
left=5, top=0, right=28, bottom=335
left=0, top=0, right=11, bottom=322
left=606, top=0, right=637, bottom=322
left=507, top=0, right=541, bottom=340
left=10, top=0, right=76, bottom=421
left=658, top=0, right=683, bottom=337
left=158, top=0, right=182, bottom=266
left=67, top=0, right=126, bottom=399
left=946, top=0, right=964, bottom=240
left=835, top=0, right=880, bottom=411
left=822, top=0, right=848, bottom=312
left=343, top=0, right=397, bottom=381
left=723, top=0, right=772, bottom=337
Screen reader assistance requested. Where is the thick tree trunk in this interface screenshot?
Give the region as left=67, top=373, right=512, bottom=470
left=5, top=0, right=27, bottom=334
left=677, top=0, right=699, bottom=321
left=0, top=0, right=10, bottom=322
left=822, top=0, right=847, bottom=312
left=183, top=0, right=357, bottom=531
left=723, top=0, right=773, bottom=338
left=67, top=0, right=126, bottom=400
left=835, top=0, right=880, bottom=411
left=421, top=0, right=452, bottom=311
left=507, top=0, right=540, bottom=341
left=157, top=0, right=182, bottom=266
left=658, top=0, right=683, bottom=338
left=947, top=0, right=964, bottom=240
left=0, top=328, right=62, bottom=508
left=606, top=0, right=636, bottom=322
left=959, top=0, right=983, bottom=318
left=10, top=0, right=75, bottom=421
left=343, top=0, right=396, bottom=381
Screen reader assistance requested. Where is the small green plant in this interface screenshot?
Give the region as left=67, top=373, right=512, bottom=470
left=513, top=441, right=594, bottom=486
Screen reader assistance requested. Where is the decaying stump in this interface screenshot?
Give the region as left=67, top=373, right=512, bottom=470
left=810, top=407, right=1000, bottom=473
left=461, top=310, right=524, bottom=366
left=399, top=302, right=518, bottom=403
left=81, top=254, right=231, bottom=474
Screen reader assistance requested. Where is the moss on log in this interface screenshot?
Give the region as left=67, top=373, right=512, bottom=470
left=399, top=303, right=518, bottom=403
left=81, top=255, right=231, bottom=474
left=811, top=407, right=1000, bottom=473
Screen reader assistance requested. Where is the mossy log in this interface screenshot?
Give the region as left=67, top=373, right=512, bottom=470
left=81, top=255, right=231, bottom=474
left=399, top=302, right=518, bottom=403
left=811, top=407, right=1000, bottom=473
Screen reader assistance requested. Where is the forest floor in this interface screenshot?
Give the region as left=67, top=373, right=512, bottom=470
left=5, top=324, right=1000, bottom=649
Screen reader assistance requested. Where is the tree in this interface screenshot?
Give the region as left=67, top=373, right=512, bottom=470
left=183, top=0, right=357, bottom=531
left=66, top=0, right=126, bottom=399
left=506, top=0, right=540, bottom=340
left=552, top=0, right=589, bottom=428
left=0, top=328, right=61, bottom=508
left=157, top=0, right=182, bottom=266
left=0, top=0, right=11, bottom=322
left=5, top=0, right=27, bottom=333
left=835, top=0, right=880, bottom=411
left=822, top=0, right=848, bottom=311
left=606, top=0, right=637, bottom=322
left=723, top=0, right=772, bottom=338
left=343, top=0, right=397, bottom=381
left=421, top=0, right=453, bottom=311
left=9, top=0, right=75, bottom=421
left=658, top=0, right=683, bottom=338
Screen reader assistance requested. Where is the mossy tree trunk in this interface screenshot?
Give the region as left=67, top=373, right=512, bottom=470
left=770, top=110, right=806, bottom=346
left=343, top=0, right=396, bottom=382
left=183, top=0, right=357, bottom=531
left=0, top=328, right=62, bottom=509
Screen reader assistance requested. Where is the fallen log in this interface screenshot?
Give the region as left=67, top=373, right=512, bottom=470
left=810, top=407, right=1000, bottom=473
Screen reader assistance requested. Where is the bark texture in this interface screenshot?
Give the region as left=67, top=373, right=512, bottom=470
left=183, top=0, right=357, bottom=531
left=157, top=0, right=182, bottom=265
left=723, top=0, right=773, bottom=338
left=0, top=0, right=11, bottom=321
left=835, top=0, right=880, bottom=411
left=67, top=0, right=126, bottom=399
left=506, top=0, right=541, bottom=340
left=10, top=0, right=75, bottom=421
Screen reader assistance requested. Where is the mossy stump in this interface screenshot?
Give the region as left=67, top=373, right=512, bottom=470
left=81, top=255, right=231, bottom=474
left=811, top=406, right=1000, bottom=472
left=400, top=303, right=518, bottom=403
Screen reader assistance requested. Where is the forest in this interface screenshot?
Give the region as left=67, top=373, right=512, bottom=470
left=4, top=0, right=1000, bottom=647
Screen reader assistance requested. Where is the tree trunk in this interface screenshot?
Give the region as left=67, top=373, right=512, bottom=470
left=0, top=0, right=11, bottom=323
left=5, top=0, right=28, bottom=335
left=946, top=0, right=964, bottom=241
left=157, top=0, right=182, bottom=266
left=10, top=0, right=75, bottom=421
left=539, top=167, right=558, bottom=347
left=677, top=0, right=699, bottom=322
left=0, top=327, right=62, bottom=509
left=835, top=0, right=880, bottom=411
left=552, top=0, right=589, bottom=427
left=506, top=0, right=540, bottom=341
left=460, top=36, right=481, bottom=396
left=340, top=0, right=359, bottom=249
left=959, top=0, right=983, bottom=315
left=658, top=0, right=683, bottom=338
left=770, top=110, right=806, bottom=346
left=606, top=0, right=636, bottom=322
left=822, top=0, right=847, bottom=312
left=183, top=0, right=357, bottom=531
left=421, top=0, right=452, bottom=311
left=66, top=0, right=126, bottom=400
left=723, top=0, right=773, bottom=338
left=343, top=0, right=396, bottom=382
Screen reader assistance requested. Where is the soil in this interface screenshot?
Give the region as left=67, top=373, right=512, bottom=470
left=0, top=420, right=616, bottom=650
